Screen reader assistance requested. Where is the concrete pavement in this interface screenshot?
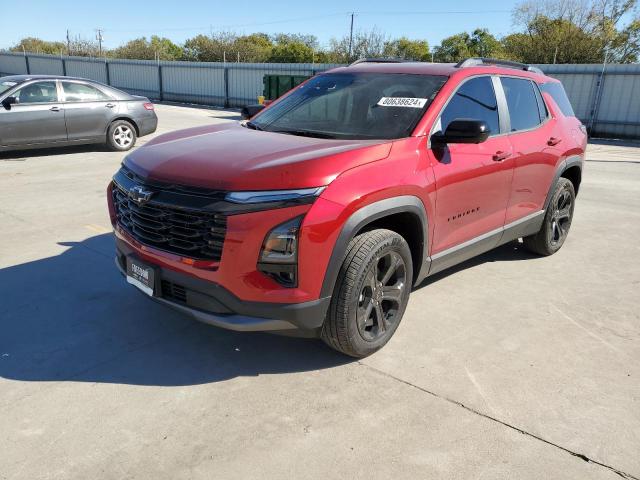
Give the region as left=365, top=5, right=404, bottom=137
left=1, top=104, right=638, bottom=479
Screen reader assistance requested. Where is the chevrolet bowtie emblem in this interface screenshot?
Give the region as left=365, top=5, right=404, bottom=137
left=128, top=185, right=154, bottom=205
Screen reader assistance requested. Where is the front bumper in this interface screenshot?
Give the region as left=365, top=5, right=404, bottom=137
left=115, top=240, right=330, bottom=335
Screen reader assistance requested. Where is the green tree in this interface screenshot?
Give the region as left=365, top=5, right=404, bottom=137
left=433, top=29, right=505, bottom=62
left=11, top=37, right=66, bottom=55
left=503, top=17, right=601, bottom=63
left=383, top=37, right=430, bottom=61
left=113, top=36, right=182, bottom=61
left=511, top=0, right=640, bottom=62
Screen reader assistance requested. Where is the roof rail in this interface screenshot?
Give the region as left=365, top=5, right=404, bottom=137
left=455, top=57, right=544, bottom=75
left=349, top=58, right=407, bottom=66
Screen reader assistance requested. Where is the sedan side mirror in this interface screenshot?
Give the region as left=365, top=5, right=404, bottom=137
left=241, top=104, right=265, bottom=120
left=2, top=96, right=17, bottom=110
left=432, top=119, right=490, bottom=144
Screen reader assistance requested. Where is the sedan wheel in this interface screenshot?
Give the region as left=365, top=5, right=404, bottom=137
left=113, top=125, right=134, bottom=148
left=107, top=120, right=137, bottom=151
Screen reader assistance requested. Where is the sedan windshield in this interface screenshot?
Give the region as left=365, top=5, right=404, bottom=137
left=0, top=80, right=18, bottom=96
left=251, top=73, right=447, bottom=140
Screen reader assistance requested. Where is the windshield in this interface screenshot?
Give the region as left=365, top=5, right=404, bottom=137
left=251, top=73, right=447, bottom=140
left=0, top=80, right=18, bottom=96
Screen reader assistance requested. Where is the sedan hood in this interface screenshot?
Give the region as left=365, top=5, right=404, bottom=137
left=124, top=122, right=392, bottom=191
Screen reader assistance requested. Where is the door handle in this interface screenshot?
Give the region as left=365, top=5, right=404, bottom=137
left=492, top=151, right=512, bottom=162
left=49, top=106, right=61, bottom=112
left=105, top=103, right=116, bottom=108
left=548, top=137, right=562, bottom=146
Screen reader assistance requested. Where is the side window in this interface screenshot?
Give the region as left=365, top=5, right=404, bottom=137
left=62, top=82, right=110, bottom=102
left=501, top=77, right=541, bottom=132
left=540, top=82, right=576, bottom=117
left=439, top=76, right=499, bottom=136
left=14, top=81, right=58, bottom=104
left=533, top=82, right=548, bottom=123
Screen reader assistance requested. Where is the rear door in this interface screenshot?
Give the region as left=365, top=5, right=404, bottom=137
left=0, top=80, right=67, bottom=146
left=500, top=76, right=561, bottom=224
left=428, top=75, right=514, bottom=258
left=61, top=81, right=116, bottom=141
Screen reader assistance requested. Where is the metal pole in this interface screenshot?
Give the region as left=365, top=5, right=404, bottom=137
left=348, top=13, right=354, bottom=61
left=588, top=50, right=609, bottom=135
left=223, top=67, right=229, bottom=108
left=61, top=53, right=66, bottom=76
left=96, top=29, right=104, bottom=57
left=158, top=64, right=164, bottom=102
left=104, top=58, right=111, bottom=85
left=22, top=46, right=30, bottom=74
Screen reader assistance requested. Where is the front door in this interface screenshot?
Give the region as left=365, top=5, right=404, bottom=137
left=428, top=76, right=514, bottom=271
left=0, top=81, right=67, bottom=146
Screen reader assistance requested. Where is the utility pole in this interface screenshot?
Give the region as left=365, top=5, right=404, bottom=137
left=66, top=29, right=71, bottom=55
left=348, top=12, right=354, bottom=61
left=96, top=28, right=104, bottom=57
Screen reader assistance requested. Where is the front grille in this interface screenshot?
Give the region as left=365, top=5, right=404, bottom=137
left=112, top=183, right=227, bottom=261
left=161, top=280, right=187, bottom=303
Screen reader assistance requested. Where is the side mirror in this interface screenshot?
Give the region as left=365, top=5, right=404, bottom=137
left=2, top=96, right=17, bottom=110
left=432, top=119, right=490, bottom=144
left=241, top=104, right=265, bottom=120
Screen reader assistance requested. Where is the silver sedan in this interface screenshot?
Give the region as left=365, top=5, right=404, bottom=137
left=0, top=75, right=157, bottom=152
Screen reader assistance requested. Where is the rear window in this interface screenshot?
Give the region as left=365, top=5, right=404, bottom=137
left=541, top=82, right=575, bottom=117
left=501, top=77, right=541, bottom=132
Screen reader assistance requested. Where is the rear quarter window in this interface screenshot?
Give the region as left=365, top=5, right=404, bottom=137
left=540, top=82, right=575, bottom=117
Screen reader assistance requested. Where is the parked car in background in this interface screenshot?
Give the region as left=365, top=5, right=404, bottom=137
left=108, top=58, right=586, bottom=357
left=0, top=75, right=157, bottom=152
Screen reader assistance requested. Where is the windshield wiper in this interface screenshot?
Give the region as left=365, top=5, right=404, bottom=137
left=243, top=121, right=263, bottom=131
left=270, top=129, right=337, bottom=139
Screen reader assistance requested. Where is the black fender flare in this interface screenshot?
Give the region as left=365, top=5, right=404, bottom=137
left=319, top=195, right=429, bottom=298
left=543, top=154, right=583, bottom=211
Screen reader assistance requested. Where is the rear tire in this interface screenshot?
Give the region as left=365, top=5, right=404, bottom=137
left=107, top=120, right=137, bottom=152
left=321, top=229, right=413, bottom=358
left=523, top=177, right=575, bottom=256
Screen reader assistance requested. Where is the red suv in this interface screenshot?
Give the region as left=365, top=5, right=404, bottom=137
left=108, top=58, right=586, bottom=357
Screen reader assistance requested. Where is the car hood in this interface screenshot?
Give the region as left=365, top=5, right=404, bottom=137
left=124, top=122, right=392, bottom=191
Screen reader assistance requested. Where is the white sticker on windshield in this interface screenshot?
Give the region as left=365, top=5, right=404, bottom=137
left=377, top=97, right=428, bottom=108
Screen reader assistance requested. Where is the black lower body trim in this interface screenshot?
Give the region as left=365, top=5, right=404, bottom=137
left=115, top=239, right=329, bottom=334
left=427, top=210, right=545, bottom=276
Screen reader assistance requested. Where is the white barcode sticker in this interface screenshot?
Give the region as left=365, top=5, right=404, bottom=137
left=377, top=97, right=428, bottom=108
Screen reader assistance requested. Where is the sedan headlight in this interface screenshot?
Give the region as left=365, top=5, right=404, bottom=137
left=225, top=187, right=325, bottom=204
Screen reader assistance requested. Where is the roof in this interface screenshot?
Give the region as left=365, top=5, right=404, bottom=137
left=324, top=61, right=551, bottom=81
left=1, top=74, right=90, bottom=82
left=326, top=62, right=458, bottom=76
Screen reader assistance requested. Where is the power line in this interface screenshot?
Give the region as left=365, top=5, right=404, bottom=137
left=99, top=9, right=511, bottom=34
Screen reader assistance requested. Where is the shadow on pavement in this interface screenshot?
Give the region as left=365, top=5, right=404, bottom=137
left=0, top=234, right=350, bottom=387
left=0, top=235, right=540, bottom=387
left=0, top=143, right=109, bottom=160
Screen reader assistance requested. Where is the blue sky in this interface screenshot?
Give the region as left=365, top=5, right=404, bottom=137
left=2, top=0, right=523, bottom=50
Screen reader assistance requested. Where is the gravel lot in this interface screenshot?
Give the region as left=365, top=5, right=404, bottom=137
left=1, top=104, right=639, bottom=480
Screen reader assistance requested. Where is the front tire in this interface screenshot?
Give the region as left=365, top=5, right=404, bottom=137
left=523, top=177, right=575, bottom=256
left=321, top=229, right=413, bottom=358
left=107, top=120, right=137, bottom=152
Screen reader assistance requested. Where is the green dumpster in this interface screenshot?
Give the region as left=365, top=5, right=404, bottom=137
left=263, top=74, right=312, bottom=101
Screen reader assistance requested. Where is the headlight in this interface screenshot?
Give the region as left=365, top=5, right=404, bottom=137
left=225, top=187, right=325, bottom=204
left=258, top=216, right=303, bottom=287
